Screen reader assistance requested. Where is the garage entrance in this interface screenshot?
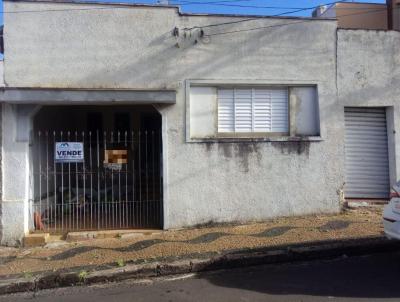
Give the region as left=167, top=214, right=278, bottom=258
left=344, top=107, right=390, bottom=199
left=31, top=105, right=163, bottom=233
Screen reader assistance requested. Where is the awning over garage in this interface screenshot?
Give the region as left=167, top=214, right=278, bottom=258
left=0, top=88, right=176, bottom=104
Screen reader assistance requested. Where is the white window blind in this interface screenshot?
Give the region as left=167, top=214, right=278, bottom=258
left=217, top=88, right=289, bottom=133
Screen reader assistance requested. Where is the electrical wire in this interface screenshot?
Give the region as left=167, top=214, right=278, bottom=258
left=203, top=7, right=391, bottom=37
left=173, top=0, right=387, bottom=10
left=0, top=1, right=392, bottom=41
left=0, top=0, right=387, bottom=15
left=182, top=0, right=345, bottom=30
left=0, top=0, right=388, bottom=15
left=173, top=0, right=318, bottom=10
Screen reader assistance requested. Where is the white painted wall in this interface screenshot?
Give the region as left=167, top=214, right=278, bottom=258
left=290, top=87, right=320, bottom=136
left=1, top=104, right=32, bottom=245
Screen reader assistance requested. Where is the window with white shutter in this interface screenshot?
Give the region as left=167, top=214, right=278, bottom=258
left=217, top=88, right=289, bottom=135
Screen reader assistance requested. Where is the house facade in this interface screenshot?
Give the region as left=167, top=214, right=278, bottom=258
left=0, top=0, right=399, bottom=246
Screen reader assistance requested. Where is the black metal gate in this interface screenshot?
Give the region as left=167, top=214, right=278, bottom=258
left=31, top=130, right=163, bottom=233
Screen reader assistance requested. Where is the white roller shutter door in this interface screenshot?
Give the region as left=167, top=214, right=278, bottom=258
left=344, top=107, right=390, bottom=199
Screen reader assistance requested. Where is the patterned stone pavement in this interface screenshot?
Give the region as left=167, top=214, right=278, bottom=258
left=0, top=207, right=383, bottom=278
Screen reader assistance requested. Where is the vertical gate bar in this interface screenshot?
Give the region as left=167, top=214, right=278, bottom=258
left=131, top=131, right=136, bottom=227
left=138, top=131, right=142, bottom=228
left=61, top=131, right=64, bottom=231
left=82, top=131, right=86, bottom=230
left=111, top=131, right=114, bottom=229
left=75, top=131, right=79, bottom=231
left=46, top=131, right=49, bottom=233
left=125, top=131, right=128, bottom=228
left=104, top=131, right=108, bottom=229
left=68, top=131, right=72, bottom=231
left=145, top=131, right=148, bottom=227
left=158, top=130, right=164, bottom=227
left=53, top=132, right=57, bottom=233
left=118, top=131, right=121, bottom=228
left=38, top=131, right=42, bottom=231
left=97, top=131, right=101, bottom=230
left=152, top=131, right=155, bottom=227
left=89, top=132, right=93, bottom=230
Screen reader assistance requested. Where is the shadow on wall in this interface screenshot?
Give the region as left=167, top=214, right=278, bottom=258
left=69, top=18, right=341, bottom=145
left=74, top=20, right=334, bottom=90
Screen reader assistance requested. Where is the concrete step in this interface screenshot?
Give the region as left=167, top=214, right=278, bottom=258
left=345, top=199, right=388, bottom=209
left=23, top=233, right=50, bottom=247
left=66, top=229, right=162, bottom=241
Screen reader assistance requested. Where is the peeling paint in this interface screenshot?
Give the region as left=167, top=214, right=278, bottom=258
left=337, top=183, right=346, bottom=210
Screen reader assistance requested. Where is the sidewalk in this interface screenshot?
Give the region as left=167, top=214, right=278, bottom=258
left=0, top=206, right=397, bottom=294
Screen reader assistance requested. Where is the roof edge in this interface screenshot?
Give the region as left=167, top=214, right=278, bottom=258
left=4, top=0, right=337, bottom=21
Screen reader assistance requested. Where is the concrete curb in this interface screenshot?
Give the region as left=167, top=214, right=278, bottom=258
left=1, top=236, right=399, bottom=295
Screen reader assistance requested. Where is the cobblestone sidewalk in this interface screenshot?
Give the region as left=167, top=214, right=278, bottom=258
left=0, top=207, right=384, bottom=279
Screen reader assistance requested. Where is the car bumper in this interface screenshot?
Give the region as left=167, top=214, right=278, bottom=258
left=383, top=219, right=400, bottom=240
left=383, top=204, right=400, bottom=240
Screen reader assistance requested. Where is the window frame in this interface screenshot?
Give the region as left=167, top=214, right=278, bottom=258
left=185, top=80, right=323, bottom=143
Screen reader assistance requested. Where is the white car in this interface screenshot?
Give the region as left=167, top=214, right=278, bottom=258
left=383, top=181, right=400, bottom=239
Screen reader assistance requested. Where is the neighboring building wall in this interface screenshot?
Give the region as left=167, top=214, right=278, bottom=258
left=337, top=29, right=400, bottom=186
left=388, top=0, right=400, bottom=30
left=2, top=1, right=342, bottom=235
left=314, top=2, right=388, bottom=30
left=396, top=0, right=400, bottom=30
left=336, top=3, right=388, bottom=30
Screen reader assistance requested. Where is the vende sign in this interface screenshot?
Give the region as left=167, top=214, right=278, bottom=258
left=55, top=142, right=84, bottom=163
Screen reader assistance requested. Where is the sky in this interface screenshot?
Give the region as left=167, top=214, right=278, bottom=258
left=0, top=0, right=387, bottom=25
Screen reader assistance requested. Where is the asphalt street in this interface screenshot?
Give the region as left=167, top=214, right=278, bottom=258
left=2, top=250, right=400, bottom=302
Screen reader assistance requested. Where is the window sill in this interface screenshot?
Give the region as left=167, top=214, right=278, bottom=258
left=187, top=136, right=323, bottom=143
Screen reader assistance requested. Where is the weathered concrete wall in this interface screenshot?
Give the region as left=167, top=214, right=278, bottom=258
left=1, top=104, right=31, bottom=246
left=0, top=61, right=4, bottom=88
left=337, top=29, right=400, bottom=186
left=4, top=1, right=339, bottom=91
left=3, top=0, right=343, bottom=231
